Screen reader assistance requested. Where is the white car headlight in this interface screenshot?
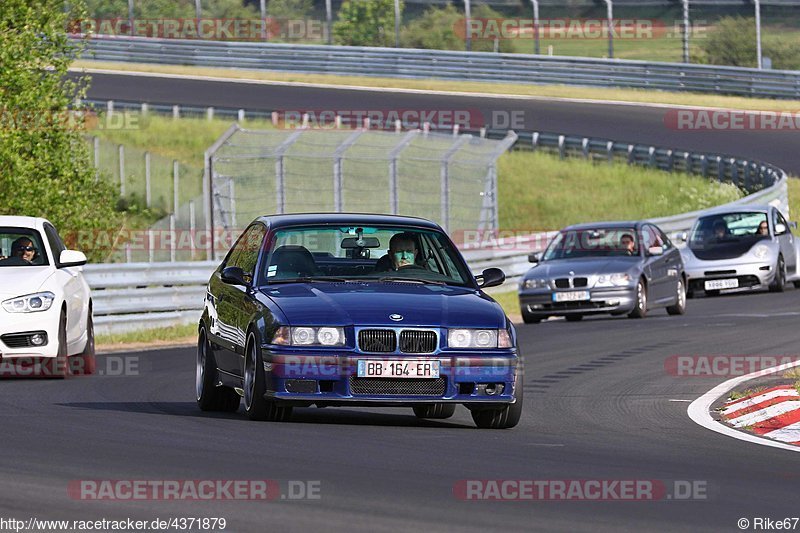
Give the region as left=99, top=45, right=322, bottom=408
left=595, top=273, right=631, bottom=287
left=2, top=292, right=55, bottom=313
left=448, top=329, right=511, bottom=349
left=272, top=326, right=345, bottom=346
left=522, top=278, right=548, bottom=289
left=752, top=244, right=770, bottom=259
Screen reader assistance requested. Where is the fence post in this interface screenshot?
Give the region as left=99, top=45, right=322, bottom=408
left=118, top=144, right=125, bottom=196
left=173, top=160, right=180, bottom=215
left=145, top=152, right=152, bottom=208
left=169, top=214, right=176, bottom=262
left=107, top=100, right=114, bottom=119
left=148, top=228, right=154, bottom=263
left=93, top=136, right=100, bottom=180
left=228, top=179, right=237, bottom=229
left=189, top=200, right=196, bottom=261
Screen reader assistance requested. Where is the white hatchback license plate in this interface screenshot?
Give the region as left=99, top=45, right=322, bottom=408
left=553, top=290, right=590, bottom=302
left=357, top=360, right=440, bottom=379
left=705, top=279, right=738, bottom=290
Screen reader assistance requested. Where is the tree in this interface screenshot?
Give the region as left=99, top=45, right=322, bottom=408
left=333, top=0, right=400, bottom=47
left=401, top=4, right=514, bottom=53
left=0, top=0, right=121, bottom=262
left=697, top=16, right=800, bottom=70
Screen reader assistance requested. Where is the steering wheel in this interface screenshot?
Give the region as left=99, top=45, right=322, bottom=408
left=397, top=264, right=424, bottom=270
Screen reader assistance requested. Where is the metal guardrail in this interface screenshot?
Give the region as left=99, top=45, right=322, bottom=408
left=76, top=36, right=800, bottom=99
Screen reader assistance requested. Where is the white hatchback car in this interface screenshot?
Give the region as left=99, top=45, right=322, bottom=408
left=0, top=216, right=94, bottom=377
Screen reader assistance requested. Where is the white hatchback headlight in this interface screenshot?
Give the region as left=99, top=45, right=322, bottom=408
left=448, top=329, right=511, bottom=349
left=272, top=326, right=345, bottom=346
left=2, top=292, right=55, bottom=313
left=595, top=273, right=631, bottom=287
left=752, top=244, right=770, bottom=259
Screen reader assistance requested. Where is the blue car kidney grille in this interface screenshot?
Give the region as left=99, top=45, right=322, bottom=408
left=349, top=377, right=446, bottom=396
left=399, top=330, right=436, bottom=353
left=358, top=329, right=397, bottom=352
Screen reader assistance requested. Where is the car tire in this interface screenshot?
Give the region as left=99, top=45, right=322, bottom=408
left=627, top=279, right=648, bottom=319
left=244, top=332, right=292, bottom=422
left=51, top=311, right=70, bottom=378
left=769, top=255, right=786, bottom=293
left=666, top=278, right=687, bottom=316
left=793, top=280, right=800, bottom=289
left=70, top=310, right=96, bottom=376
left=471, top=365, right=523, bottom=430
left=565, top=314, right=583, bottom=322
left=686, top=289, right=694, bottom=299
left=413, top=404, right=456, bottom=419
left=196, top=326, right=240, bottom=412
left=521, top=309, right=541, bottom=324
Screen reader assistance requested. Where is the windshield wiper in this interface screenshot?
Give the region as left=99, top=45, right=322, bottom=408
left=378, top=276, right=446, bottom=285
left=268, top=276, right=349, bottom=284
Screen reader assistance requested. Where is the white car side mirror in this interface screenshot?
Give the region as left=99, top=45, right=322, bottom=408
left=775, top=223, right=787, bottom=235
left=647, top=246, right=664, bottom=256
left=673, top=232, right=688, bottom=243
left=59, top=250, right=87, bottom=267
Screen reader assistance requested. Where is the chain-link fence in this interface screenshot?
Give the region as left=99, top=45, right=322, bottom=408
left=208, top=126, right=516, bottom=258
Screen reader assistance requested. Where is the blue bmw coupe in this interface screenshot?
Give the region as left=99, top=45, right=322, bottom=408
left=196, top=213, right=523, bottom=429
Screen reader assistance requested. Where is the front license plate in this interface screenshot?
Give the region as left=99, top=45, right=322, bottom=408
left=553, top=290, right=590, bottom=302
left=357, top=360, right=440, bottom=379
left=705, top=279, right=739, bottom=290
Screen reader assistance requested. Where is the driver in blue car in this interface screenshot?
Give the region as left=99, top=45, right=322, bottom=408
left=390, top=233, right=420, bottom=270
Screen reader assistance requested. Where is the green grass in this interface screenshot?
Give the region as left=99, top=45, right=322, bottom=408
left=96, top=323, right=197, bottom=348
left=788, top=177, right=800, bottom=221
left=487, top=289, right=521, bottom=319
left=498, top=151, right=743, bottom=230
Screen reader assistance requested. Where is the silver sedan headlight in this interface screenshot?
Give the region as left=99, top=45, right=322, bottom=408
left=522, top=278, right=548, bottom=290
left=595, top=273, right=632, bottom=288
left=2, top=292, right=56, bottom=313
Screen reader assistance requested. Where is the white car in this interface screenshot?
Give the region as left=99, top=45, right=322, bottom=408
left=0, top=216, right=94, bottom=377
left=680, top=205, right=800, bottom=296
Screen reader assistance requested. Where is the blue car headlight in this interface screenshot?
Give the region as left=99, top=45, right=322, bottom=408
left=448, top=329, right=511, bottom=349
left=522, top=278, right=548, bottom=289
left=595, top=273, right=631, bottom=288
left=2, top=292, right=55, bottom=313
left=271, top=326, right=345, bottom=346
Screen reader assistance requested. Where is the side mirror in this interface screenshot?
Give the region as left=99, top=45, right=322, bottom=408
left=221, top=266, right=249, bottom=286
left=790, top=221, right=798, bottom=230
left=775, top=223, right=787, bottom=235
left=647, top=246, right=664, bottom=256
left=674, top=232, right=688, bottom=243
left=528, top=252, right=540, bottom=264
left=59, top=249, right=87, bottom=267
left=477, top=268, right=505, bottom=289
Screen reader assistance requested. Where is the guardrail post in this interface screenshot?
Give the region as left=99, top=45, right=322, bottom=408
left=683, top=152, right=691, bottom=174
left=666, top=149, right=674, bottom=171
left=716, top=156, right=724, bottom=182
left=238, top=109, right=246, bottom=122
left=744, top=161, right=752, bottom=190
left=627, top=144, right=634, bottom=165
left=479, top=128, right=486, bottom=138
left=145, top=152, right=151, bottom=208
left=606, top=141, right=614, bottom=164
left=118, top=144, right=125, bottom=196
left=648, top=146, right=656, bottom=167
left=335, top=114, right=342, bottom=129
left=730, top=158, right=739, bottom=187
left=581, top=138, right=589, bottom=159
left=141, top=103, right=148, bottom=116
left=272, top=111, right=279, bottom=126
left=395, top=119, right=402, bottom=133
left=172, top=105, right=180, bottom=120
left=558, top=135, right=565, bottom=159
left=206, top=107, right=214, bottom=121
left=107, top=100, right=114, bottom=119
left=532, top=132, right=539, bottom=150
left=173, top=160, right=180, bottom=215
left=701, top=155, right=708, bottom=177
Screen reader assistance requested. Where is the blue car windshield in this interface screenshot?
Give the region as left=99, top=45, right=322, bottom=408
left=258, top=226, right=473, bottom=286
left=543, top=228, right=639, bottom=260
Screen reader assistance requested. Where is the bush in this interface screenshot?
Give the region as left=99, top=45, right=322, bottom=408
left=401, top=4, right=514, bottom=53
left=0, top=0, right=121, bottom=262
left=333, top=0, right=400, bottom=47
left=698, top=16, right=800, bottom=69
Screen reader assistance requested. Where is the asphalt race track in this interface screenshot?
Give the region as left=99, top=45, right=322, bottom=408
left=5, top=73, right=793, bottom=531
left=2, top=292, right=800, bottom=532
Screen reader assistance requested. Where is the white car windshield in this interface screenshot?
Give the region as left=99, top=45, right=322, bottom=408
left=689, top=212, right=768, bottom=248
left=0, top=228, right=49, bottom=267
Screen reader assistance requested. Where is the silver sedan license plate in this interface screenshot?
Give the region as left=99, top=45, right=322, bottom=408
left=553, top=290, right=590, bottom=302
left=357, top=360, right=440, bottom=379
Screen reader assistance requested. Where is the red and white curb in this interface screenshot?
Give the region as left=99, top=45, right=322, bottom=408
left=687, top=360, right=800, bottom=453
left=721, top=385, right=800, bottom=445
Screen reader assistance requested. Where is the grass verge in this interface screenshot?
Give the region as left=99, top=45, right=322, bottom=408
left=73, top=60, right=800, bottom=112
left=96, top=323, right=197, bottom=351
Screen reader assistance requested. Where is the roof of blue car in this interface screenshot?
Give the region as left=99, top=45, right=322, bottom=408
left=254, top=213, right=443, bottom=230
